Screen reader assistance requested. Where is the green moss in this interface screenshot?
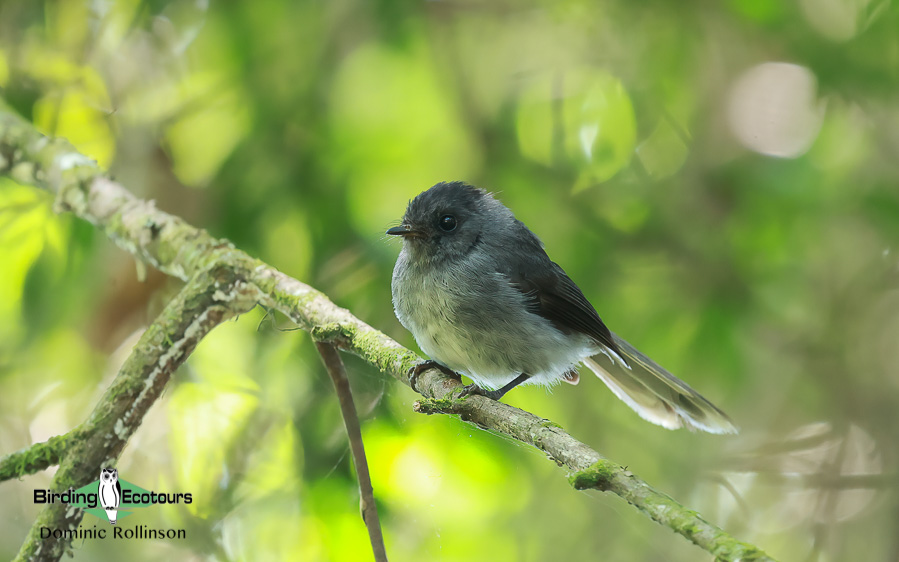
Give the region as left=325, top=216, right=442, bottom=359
left=0, top=431, right=79, bottom=481
left=413, top=397, right=455, bottom=414
left=311, top=322, right=345, bottom=342
left=353, top=328, right=418, bottom=375
left=568, top=459, right=618, bottom=491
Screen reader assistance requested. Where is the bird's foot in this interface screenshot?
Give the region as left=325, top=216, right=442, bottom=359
left=408, top=360, right=461, bottom=391
left=456, top=373, right=531, bottom=402
left=457, top=384, right=505, bottom=401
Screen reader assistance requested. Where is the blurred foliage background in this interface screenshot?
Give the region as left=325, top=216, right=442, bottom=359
left=1, top=0, right=898, bottom=560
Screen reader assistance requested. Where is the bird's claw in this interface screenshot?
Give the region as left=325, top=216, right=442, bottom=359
left=457, top=384, right=503, bottom=401
left=408, top=360, right=460, bottom=391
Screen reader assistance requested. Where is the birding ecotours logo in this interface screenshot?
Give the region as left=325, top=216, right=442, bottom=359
left=63, top=468, right=156, bottom=524
left=32, top=466, right=193, bottom=542
left=33, top=467, right=193, bottom=524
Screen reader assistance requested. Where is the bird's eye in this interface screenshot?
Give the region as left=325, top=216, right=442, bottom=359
left=438, top=214, right=457, bottom=232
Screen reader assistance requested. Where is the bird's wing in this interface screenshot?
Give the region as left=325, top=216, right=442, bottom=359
left=496, top=222, right=622, bottom=358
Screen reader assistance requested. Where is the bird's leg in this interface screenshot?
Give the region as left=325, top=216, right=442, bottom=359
left=408, top=359, right=461, bottom=391
left=459, top=373, right=531, bottom=401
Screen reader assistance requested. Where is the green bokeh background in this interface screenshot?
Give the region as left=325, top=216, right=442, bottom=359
left=1, top=0, right=898, bottom=560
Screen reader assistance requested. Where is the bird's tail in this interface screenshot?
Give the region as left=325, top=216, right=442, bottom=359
left=583, top=334, right=738, bottom=434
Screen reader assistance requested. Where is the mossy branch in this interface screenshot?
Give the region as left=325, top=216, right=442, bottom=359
left=569, top=460, right=769, bottom=561
left=0, top=99, right=777, bottom=562
left=0, top=433, right=81, bottom=482
left=12, top=265, right=259, bottom=561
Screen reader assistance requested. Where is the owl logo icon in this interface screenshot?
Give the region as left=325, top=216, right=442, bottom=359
left=98, top=468, right=122, bottom=525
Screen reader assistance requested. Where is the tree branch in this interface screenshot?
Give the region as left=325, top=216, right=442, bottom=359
left=0, top=99, right=777, bottom=562
left=315, top=342, right=388, bottom=562
left=13, top=265, right=260, bottom=561
left=0, top=432, right=81, bottom=483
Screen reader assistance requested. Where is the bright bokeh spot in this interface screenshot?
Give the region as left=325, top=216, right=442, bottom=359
left=799, top=0, right=878, bottom=41
left=727, top=62, right=825, bottom=158
left=366, top=421, right=519, bottom=525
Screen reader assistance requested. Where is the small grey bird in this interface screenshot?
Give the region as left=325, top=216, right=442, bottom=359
left=387, top=181, right=737, bottom=434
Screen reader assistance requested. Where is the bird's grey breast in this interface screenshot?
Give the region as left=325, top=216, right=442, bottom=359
left=391, top=246, right=552, bottom=379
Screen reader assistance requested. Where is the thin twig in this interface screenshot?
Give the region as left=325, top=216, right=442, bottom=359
left=315, top=341, right=388, bottom=562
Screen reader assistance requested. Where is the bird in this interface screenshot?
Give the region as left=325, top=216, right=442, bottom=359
left=387, top=181, right=737, bottom=434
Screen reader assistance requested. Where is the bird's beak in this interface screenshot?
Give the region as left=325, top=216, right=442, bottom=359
left=386, top=224, right=424, bottom=238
